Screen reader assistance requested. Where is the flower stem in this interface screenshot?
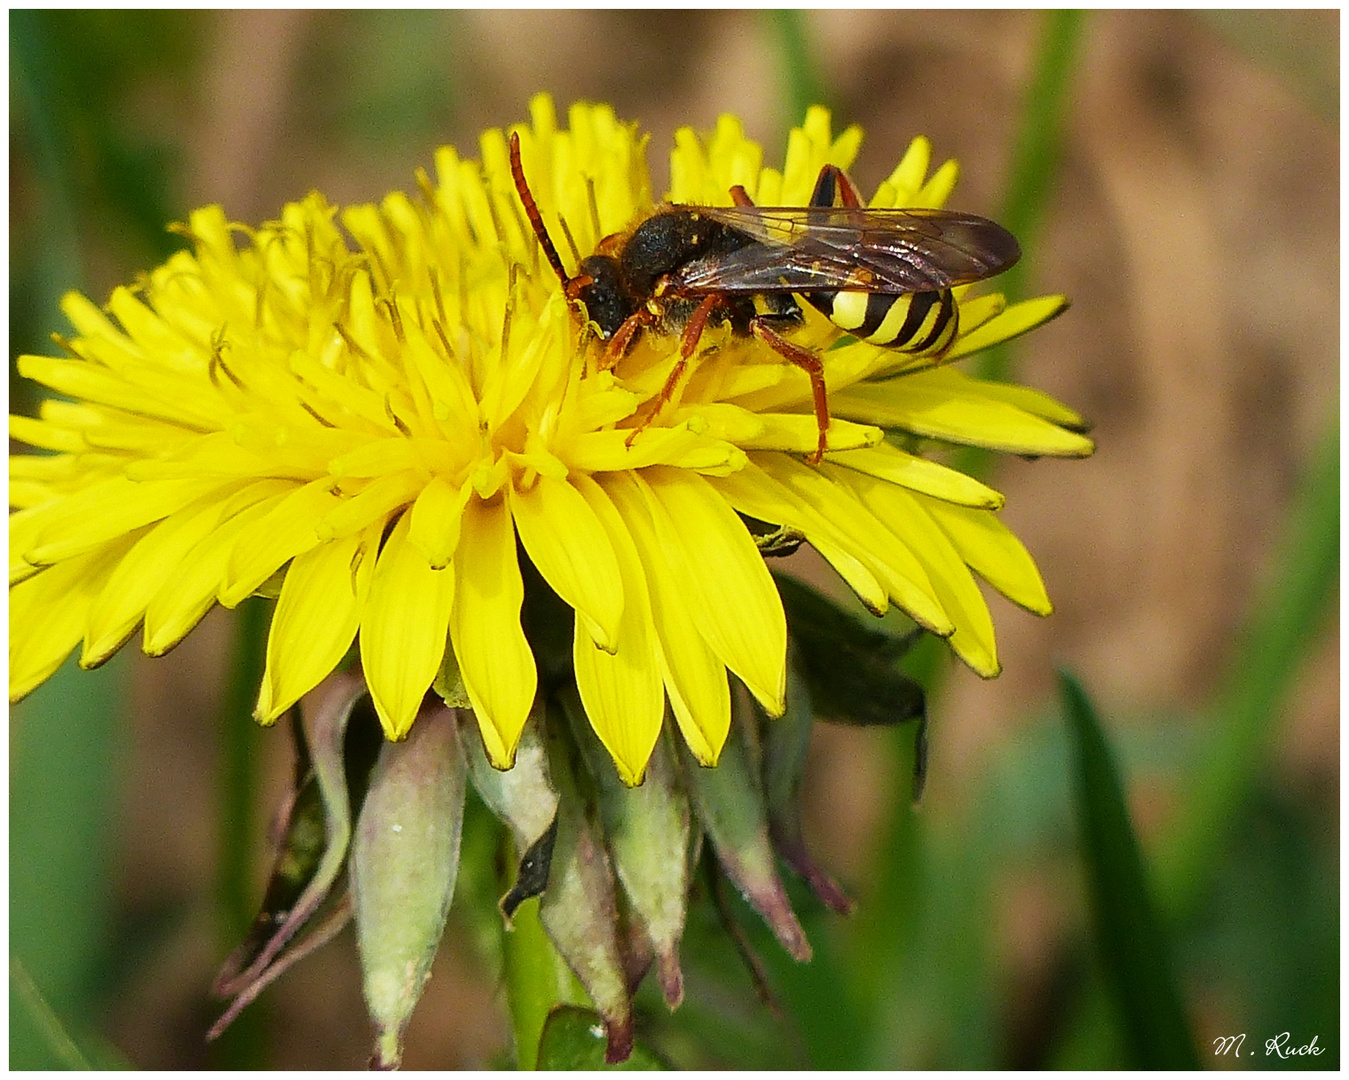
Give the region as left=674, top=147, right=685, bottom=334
left=218, top=597, right=268, bottom=932
left=500, top=828, right=589, bottom=1070
left=502, top=895, right=584, bottom=1069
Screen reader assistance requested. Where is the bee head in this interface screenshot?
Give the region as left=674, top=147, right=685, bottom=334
left=572, top=254, right=632, bottom=339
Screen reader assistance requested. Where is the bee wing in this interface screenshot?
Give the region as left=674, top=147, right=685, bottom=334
left=675, top=206, right=1020, bottom=294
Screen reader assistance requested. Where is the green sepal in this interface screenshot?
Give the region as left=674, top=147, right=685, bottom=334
left=761, top=655, right=853, bottom=914
left=351, top=704, right=467, bottom=1069
left=679, top=688, right=811, bottom=962
left=433, top=639, right=472, bottom=708
left=461, top=704, right=559, bottom=868
left=210, top=670, right=377, bottom=1038
left=214, top=713, right=326, bottom=986
left=537, top=1005, right=672, bottom=1070
left=774, top=573, right=926, bottom=727
left=538, top=703, right=635, bottom=1063
left=749, top=521, right=806, bottom=558
left=775, top=573, right=929, bottom=796
left=562, top=688, right=692, bottom=1008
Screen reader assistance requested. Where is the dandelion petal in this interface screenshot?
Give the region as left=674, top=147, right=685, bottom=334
left=511, top=473, right=624, bottom=653
left=640, top=467, right=786, bottom=718
left=450, top=497, right=536, bottom=768
left=361, top=513, right=455, bottom=741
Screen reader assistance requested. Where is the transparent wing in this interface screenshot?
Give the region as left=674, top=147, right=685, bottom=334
left=673, top=206, right=1020, bottom=294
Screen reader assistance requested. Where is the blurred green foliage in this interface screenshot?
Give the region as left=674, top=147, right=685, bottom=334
left=9, top=9, right=1337, bottom=1071
left=10, top=11, right=197, bottom=397
left=11, top=655, right=129, bottom=1069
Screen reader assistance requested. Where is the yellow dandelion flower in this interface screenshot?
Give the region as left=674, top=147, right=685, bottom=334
left=9, top=94, right=1091, bottom=787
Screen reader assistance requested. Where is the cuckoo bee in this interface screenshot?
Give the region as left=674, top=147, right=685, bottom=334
left=508, top=132, right=1020, bottom=463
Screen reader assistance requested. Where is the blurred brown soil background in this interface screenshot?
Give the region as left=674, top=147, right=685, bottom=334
left=12, top=10, right=1336, bottom=1069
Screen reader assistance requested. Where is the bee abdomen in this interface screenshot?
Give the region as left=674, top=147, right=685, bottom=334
left=810, top=288, right=958, bottom=354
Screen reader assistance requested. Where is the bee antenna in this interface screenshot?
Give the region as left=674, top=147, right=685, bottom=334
left=509, top=132, right=573, bottom=292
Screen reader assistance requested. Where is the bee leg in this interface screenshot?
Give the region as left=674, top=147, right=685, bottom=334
left=624, top=294, right=721, bottom=448
left=809, top=163, right=865, bottom=210
left=599, top=309, right=651, bottom=371
left=678, top=293, right=722, bottom=359
left=751, top=317, right=830, bottom=464
left=728, top=184, right=755, bottom=208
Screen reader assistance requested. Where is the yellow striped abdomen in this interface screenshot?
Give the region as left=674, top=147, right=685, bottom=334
left=810, top=288, right=958, bottom=355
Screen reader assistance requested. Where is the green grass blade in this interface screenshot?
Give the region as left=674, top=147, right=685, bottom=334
left=10, top=8, right=87, bottom=395
left=10, top=957, right=133, bottom=1069
left=998, top=12, right=1087, bottom=265
left=764, top=10, right=830, bottom=133
left=1154, top=421, right=1339, bottom=913
left=979, top=9, right=1086, bottom=385
left=502, top=893, right=586, bottom=1070
left=11, top=957, right=92, bottom=1070
left=954, top=10, right=1084, bottom=483
left=1059, top=671, right=1199, bottom=1069
left=217, top=598, right=269, bottom=937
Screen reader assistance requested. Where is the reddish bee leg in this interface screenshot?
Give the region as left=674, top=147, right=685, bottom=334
left=624, top=294, right=721, bottom=448
left=809, top=163, right=865, bottom=210
left=678, top=293, right=722, bottom=359
left=728, top=184, right=755, bottom=208
left=600, top=309, right=650, bottom=371
left=751, top=318, right=830, bottom=464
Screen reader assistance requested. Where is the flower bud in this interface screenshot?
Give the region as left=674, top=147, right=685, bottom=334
left=681, top=688, right=811, bottom=962
left=351, top=703, right=466, bottom=1068
left=562, top=687, right=692, bottom=1007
